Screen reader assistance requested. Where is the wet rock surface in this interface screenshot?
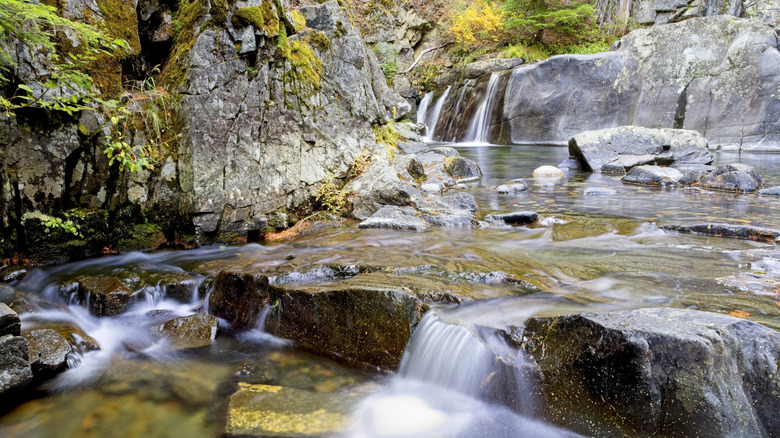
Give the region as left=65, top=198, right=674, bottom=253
left=485, top=211, right=540, bottom=226
left=224, top=383, right=359, bottom=437
left=22, top=329, right=71, bottom=379
left=208, top=272, right=269, bottom=330
left=358, top=206, right=428, bottom=231
left=518, top=308, right=780, bottom=437
left=698, top=163, right=765, bottom=192
left=621, top=165, right=683, bottom=187
left=661, top=223, right=780, bottom=243
left=0, top=305, right=31, bottom=396
left=156, top=312, right=218, bottom=350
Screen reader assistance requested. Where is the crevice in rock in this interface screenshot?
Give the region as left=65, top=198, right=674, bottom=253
left=62, top=146, right=89, bottom=211
left=673, top=82, right=690, bottom=129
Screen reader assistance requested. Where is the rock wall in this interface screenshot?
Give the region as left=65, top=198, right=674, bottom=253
left=597, top=0, right=745, bottom=26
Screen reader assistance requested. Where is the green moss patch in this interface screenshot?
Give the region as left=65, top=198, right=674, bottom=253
left=232, top=3, right=280, bottom=37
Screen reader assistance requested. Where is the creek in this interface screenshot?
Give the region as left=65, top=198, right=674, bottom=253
left=0, top=143, right=779, bottom=437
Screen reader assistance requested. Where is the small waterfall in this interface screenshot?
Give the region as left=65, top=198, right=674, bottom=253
left=345, top=307, right=579, bottom=438
left=416, top=92, right=433, bottom=126
left=423, top=86, right=451, bottom=141
left=464, top=72, right=503, bottom=144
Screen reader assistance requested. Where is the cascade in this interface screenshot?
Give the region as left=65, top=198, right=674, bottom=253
left=416, top=92, right=434, bottom=126
left=345, top=307, right=579, bottom=438
left=463, top=72, right=503, bottom=144
left=423, top=86, right=451, bottom=141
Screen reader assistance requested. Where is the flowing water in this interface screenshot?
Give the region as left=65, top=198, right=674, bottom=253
left=1, top=143, right=780, bottom=437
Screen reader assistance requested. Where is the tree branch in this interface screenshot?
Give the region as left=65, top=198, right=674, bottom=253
left=398, top=43, right=449, bottom=75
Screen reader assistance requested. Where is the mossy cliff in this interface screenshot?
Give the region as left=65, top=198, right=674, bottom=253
left=0, top=0, right=410, bottom=263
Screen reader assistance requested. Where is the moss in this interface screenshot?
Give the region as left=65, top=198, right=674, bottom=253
left=232, top=4, right=279, bottom=36
left=289, top=9, right=306, bottom=31
left=116, top=223, right=166, bottom=252
left=161, top=0, right=210, bottom=90
left=309, top=31, right=331, bottom=51
left=276, top=23, right=322, bottom=100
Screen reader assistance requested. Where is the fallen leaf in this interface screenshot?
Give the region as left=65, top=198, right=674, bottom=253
left=728, top=310, right=750, bottom=318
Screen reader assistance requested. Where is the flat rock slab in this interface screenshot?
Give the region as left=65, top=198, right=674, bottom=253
left=224, top=383, right=360, bottom=437
left=358, top=205, right=428, bottom=231
left=661, top=223, right=780, bottom=244
left=518, top=308, right=780, bottom=437
left=485, top=211, right=539, bottom=226
left=568, top=126, right=712, bottom=172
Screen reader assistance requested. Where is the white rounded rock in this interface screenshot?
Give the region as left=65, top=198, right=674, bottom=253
left=532, top=165, right=565, bottom=178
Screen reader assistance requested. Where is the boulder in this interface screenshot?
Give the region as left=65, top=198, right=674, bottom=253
left=348, top=161, right=414, bottom=220
left=208, top=271, right=270, bottom=330
left=22, top=328, right=71, bottom=378
left=621, top=165, right=683, bottom=187
left=698, top=163, right=764, bottom=192
left=747, top=0, right=780, bottom=27
left=532, top=165, right=565, bottom=178
left=358, top=206, right=428, bottom=231
left=157, top=312, right=219, bottom=350
left=393, top=154, right=425, bottom=181
left=445, top=157, right=482, bottom=180
left=518, top=308, right=780, bottom=437
left=63, top=276, right=140, bottom=317
left=568, top=126, right=712, bottom=172
left=266, top=281, right=424, bottom=369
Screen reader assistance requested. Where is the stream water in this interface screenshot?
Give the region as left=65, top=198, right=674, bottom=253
left=0, top=144, right=779, bottom=437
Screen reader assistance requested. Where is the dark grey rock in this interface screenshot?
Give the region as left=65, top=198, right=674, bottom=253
left=674, top=163, right=717, bottom=185
left=557, top=157, right=580, bottom=171
left=698, top=163, right=764, bottom=192
left=0, top=303, right=20, bottom=337
left=661, top=223, right=780, bottom=243
left=520, top=308, right=780, bottom=437
left=0, top=334, right=32, bottom=395
left=1, top=266, right=28, bottom=283
left=486, top=211, right=539, bottom=226
left=622, top=165, right=683, bottom=187
left=358, top=206, right=428, bottom=231
left=393, top=154, right=425, bottom=181
left=208, top=272, right=269, bottom=330
left=568, top=126, right=711, bottom=172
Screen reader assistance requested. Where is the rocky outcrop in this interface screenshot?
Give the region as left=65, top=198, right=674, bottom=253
left=177, top=0, right=410, bottom=237
left=516, top=308, right=780, bottom=437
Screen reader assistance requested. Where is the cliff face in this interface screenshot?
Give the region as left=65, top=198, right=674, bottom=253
left=0, top=0, right=409, bottom=260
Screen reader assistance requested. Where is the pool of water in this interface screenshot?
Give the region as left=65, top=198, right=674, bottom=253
left=0, top=145, right=778, bottom=437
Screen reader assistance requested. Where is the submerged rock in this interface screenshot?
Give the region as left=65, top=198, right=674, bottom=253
left=358, top=206, right=429, bottom=231
left=156, top=312, right=219, bottom=350
left=532, top=165, right=565, bottom=178
left=519, top=308, right=780, bottom=437
left=568, top=126, right=712, bottom=172
left=224, top=383, right=359, bottom=437
left=496, top=179, right=529, bottom=194
left=759, top=186, right=780, bottom=196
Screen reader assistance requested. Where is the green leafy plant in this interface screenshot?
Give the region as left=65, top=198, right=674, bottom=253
left=317, top=174, right=351, bottom=216
left=22, top=211, right=83, bottom=238
left=0, top=0, right=129, bottom=114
